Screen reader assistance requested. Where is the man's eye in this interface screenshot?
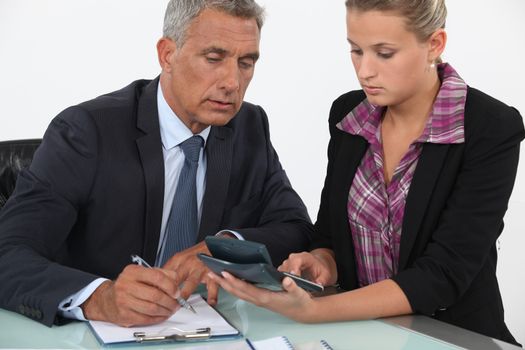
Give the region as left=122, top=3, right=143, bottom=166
left=239, top=60, right=254, bottom=69
left=206, top=56, right=221, bottom=63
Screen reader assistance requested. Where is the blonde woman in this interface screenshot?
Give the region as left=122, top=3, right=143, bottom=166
left=210, top=0, right=524, bottom=345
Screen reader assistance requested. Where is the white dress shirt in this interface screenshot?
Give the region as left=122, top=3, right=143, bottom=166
left=58, top=83, right=210, bottom=320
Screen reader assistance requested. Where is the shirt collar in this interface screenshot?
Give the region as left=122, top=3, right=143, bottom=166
left=157, top=82, right=211, bottom=150
left=337, top=63, right=467, bottom=145
left=416, top=63, right=466, bottom=144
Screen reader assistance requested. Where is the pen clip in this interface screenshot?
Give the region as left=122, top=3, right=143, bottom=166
left=133, top=327, right=211, bottom=342
left=131, top=254, right=152, bottom=268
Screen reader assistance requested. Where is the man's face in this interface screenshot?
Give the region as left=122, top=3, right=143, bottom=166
left=158, top=9, right=260, bottom=133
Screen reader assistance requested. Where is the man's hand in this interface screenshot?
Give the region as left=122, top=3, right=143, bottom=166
left=162, top=241, right=219, bottom=305
left=81, top=265, right=180, bottom=327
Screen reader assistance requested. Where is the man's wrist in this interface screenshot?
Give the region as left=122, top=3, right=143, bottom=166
left=81, top=280, right=112, bottom=321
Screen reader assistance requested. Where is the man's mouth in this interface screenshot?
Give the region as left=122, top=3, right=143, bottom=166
left=208, top=99, right=235, bottom=109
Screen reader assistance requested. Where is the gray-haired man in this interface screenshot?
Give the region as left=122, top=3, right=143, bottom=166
left=0, top=0, right=312, bottom=327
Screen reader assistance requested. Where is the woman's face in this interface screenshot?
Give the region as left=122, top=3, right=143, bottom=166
left=346, top=9, right=435, bottom=107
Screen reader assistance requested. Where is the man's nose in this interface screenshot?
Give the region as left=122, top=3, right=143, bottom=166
left=219, top=61, right=241, bottom=93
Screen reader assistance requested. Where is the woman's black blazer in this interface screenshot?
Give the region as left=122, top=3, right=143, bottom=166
left=311, top=88, right=524, bottom=344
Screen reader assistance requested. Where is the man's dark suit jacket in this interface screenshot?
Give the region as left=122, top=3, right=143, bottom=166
left=311, top=88, right=524, bottom=344
left=0, top=78, right=313, bottom=326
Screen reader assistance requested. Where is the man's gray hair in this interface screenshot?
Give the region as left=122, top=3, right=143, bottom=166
left=163, top=0, right=265, bottom=47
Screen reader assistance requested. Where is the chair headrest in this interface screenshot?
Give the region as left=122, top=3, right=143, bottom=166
left=0, top=139, right=42, bottom=208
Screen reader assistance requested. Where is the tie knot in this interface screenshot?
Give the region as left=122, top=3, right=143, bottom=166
left=180, top=135, right=203, bottom=163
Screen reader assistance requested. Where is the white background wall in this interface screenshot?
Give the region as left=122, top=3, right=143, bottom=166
left=1, top=0, right=524, bottom=343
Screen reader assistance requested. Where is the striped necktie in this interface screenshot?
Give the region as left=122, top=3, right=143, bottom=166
left=160, top=135, right=203, bottom=265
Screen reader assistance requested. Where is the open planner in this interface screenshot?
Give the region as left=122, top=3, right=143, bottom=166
left=88, top=294, right=239, bottom=345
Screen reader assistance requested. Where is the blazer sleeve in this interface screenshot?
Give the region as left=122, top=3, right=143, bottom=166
left=229, top=106, right=314, bottom=266
left=0, top=107, right=102, bottom=326
left=392, top=98, right=525, bottom=315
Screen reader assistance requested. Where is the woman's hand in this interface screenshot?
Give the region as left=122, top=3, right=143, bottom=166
left=208, top=271, right=319, bottom=323
left=278, top=248, right=338, bottom=286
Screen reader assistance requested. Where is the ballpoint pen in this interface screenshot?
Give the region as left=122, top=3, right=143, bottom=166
left=131, top=254, right=197, bottom=314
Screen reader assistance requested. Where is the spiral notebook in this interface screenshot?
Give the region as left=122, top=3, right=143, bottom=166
left=248, top=336, right=334, bottom=350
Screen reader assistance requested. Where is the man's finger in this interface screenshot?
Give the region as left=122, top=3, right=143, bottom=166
left=126, top=291, right=176, bottom=318
left=131, top=284, right=180, bottom=314
left=205, top=278, right=219, bottom=305
left=179, top=277, right=201, bottom=300
left=153, top=268, right=181, bottom=297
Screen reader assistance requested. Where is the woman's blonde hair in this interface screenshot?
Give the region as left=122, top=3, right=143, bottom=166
left=345, top=0, right=447, bottom=43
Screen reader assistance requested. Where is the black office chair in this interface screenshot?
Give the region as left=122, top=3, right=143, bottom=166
left=0, top=139, right=41, bottom=208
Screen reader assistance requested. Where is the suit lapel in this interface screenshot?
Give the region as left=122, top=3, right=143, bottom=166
left=198, top=125, right=233, bottom=240
left=399, top=143, right=449, bottom=270
left=135, top=78, right=165, bottom=264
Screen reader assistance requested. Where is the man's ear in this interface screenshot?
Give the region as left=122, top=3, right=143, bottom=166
left=157, top=37, right=177, bottom=73
left=428, top=28, right=447, bottom=62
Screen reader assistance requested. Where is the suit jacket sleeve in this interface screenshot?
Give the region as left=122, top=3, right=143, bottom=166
left=221, top=105, right=314, bottom=266
left=0, top=106, right=102, bottom=326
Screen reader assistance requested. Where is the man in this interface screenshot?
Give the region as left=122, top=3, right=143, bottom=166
left=0, top=0, right=312, bottom=327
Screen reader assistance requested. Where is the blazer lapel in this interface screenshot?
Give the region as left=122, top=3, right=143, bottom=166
left=135, top=78, right=165, bottom=264
left=330, top=132, right=367, bottom=288
left=197, top=125, right=233, bottom=240
left=330, top=133, right=368, bottom=234
left=399, top=143, right=449, bottom=270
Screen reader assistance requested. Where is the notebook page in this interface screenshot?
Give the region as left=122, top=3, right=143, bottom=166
left=250, top=336, right=294, bottom=350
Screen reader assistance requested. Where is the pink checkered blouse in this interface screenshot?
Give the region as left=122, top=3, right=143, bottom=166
left=336, top=63, right=467, bottom=286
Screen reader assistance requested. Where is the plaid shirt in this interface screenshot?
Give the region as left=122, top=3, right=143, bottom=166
left=336, top=63, right=467, bottom=286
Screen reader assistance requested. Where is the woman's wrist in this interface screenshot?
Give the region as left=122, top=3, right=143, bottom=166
left=300, top=295, right=323, bottom=323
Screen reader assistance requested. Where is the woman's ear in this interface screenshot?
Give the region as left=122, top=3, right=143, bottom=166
left=428, top=28, right=447, bottom=62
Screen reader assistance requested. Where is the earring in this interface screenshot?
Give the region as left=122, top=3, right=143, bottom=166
left=430, top=62, right=436, bottom=69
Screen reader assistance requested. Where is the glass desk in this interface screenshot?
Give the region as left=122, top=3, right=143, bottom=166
left=0, top=291, right=519, bottom=349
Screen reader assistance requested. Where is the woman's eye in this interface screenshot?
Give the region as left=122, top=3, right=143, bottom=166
left=378, top=52, right=394, bottom=59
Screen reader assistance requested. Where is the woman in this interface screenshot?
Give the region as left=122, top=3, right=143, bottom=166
left=209, top=0, right=524, bottom=344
